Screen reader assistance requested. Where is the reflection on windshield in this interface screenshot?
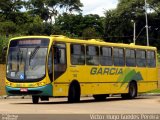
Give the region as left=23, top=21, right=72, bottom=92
left=7, top=47, right=48, bottom=80
left=29, top=46, right=40, bottom=66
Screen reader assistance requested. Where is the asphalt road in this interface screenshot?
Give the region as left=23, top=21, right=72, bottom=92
left=0, top=95, right=160, bottom=114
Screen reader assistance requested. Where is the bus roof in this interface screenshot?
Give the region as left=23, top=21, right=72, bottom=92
left=51, top=35, right=157, bottom=50
left=10, top=35, right=157, bottom=50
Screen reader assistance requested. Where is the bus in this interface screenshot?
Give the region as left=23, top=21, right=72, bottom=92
left=5, top=35, right=158, bottom=103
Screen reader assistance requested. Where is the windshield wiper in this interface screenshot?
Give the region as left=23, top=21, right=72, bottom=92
left=18, top=49, right=23, bottom=64
left=29, top=46, right=40, bottom=65
left=17, top=47, right=23, bottom=71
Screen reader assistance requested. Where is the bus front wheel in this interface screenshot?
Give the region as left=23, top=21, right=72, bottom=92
left=121, top=82, right=137, bottom=99
left=68, top=83, right=80, bottom=103
left=32, top=96, right=39, bottom=104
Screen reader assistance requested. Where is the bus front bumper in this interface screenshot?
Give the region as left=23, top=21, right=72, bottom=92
left=5, top=84, right=53, bottom=96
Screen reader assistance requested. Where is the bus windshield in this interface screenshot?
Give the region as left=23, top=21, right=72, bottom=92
left=6, top=38, right=49, bottom=81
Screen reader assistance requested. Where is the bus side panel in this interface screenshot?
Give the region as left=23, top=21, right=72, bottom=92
left=147, top=68, right=158, bottom=82
left=52, top=71, right=69, bottom=96
left=145, top=68, right=158, bottom=92
left=68, top=66, right=129, bottom=95
left=53, top=83, right=69, bottom=96
left=136, top=67, right=158, bottom=93
left=138, top=82, right=158, bottom=93
left=80, top=83, right=128, bottom=95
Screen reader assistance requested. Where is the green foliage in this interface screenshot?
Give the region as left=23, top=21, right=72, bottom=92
left=0, top=36, right=10, bottom=63
left=147, top=89, right=160, bottom=93
left=82, top=27, right=101, bottom=39
left=55, top=13, right=104, bottom=39
left=0, top=21, right=17, bottom=35
left=157, top=51, right=160, bottom=66
left=0, top=0, right=24, bottom=22
left=0, top=0, right=85, bottom=37
left=27, top=0, right=83, bottom=21
left=1, top=0, right=160, bottom=51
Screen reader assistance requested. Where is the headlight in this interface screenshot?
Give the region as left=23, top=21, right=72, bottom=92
left=36, top=82, right=46, bottom=86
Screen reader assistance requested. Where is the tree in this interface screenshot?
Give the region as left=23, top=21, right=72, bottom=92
left=0, top=21, right=17, bottom=35
left=104, top=0, right=160, bottom=48
left=55, top=13, right=104, bottom=38
left=82, top=27, right=101, bottom=39
left=0, top=0, right=24, bottom=21
left=26, top=0, right=83, bottom=22
left=26, top=0, right=50, bottom=21
left=148, top=0, right=160, bottom=14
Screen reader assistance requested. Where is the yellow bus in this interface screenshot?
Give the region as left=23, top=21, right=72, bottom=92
left=5, top=35, right=158, bottom=103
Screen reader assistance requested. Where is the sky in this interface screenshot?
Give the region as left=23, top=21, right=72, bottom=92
left=81, top=0, right=118, bottom=16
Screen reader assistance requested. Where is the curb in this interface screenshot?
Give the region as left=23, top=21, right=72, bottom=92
left=139, top=93, right=160, bottom=96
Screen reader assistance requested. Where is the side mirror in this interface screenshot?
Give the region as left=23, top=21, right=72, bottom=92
left=1, top=47, right=8, bottom=63
left=2, top=47, right=7, bottom=53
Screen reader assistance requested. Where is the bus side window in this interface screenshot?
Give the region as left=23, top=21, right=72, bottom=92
left=100, top=46, right=112, bottom=66
left=136, top=50, right=146, bottom=67
left=147, top=51, right=156, bottom=67
left=126, top=49, right=136, bottom=67
left=86, top=45, right=99, bottom=65
left=70, top=44, right=85, bottom=65
left=113, top=48, right=125, bottom=66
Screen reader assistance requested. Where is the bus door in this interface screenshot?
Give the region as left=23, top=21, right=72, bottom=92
left=53, top=43, right=67, bottom=80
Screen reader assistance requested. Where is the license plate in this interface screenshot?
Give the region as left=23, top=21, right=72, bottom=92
left=20, top=88, right=28, bottom=92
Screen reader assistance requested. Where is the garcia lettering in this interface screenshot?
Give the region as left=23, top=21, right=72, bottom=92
left=90, top=67, right=123, bottom=75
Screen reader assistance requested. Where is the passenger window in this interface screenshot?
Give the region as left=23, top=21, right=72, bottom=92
left=126, top=49, right=136, bottom=67
left=113, top=48, right=124, bottom=66
left=136, top=50, right=146, bottom=67
left=147, top=51, right=156, bottom=67
left=100, top=47, right=112, bottom=66
left=86, top=46, right=99, bottom=65
left=70, top=44, right=85, bottom=65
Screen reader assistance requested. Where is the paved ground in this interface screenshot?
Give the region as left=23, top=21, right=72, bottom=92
left=0, top=95, right=160, bottom=114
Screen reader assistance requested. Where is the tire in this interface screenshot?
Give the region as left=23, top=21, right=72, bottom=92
left=68, top=84, right=80, bottom=103
left=121, top=82, right=137, bottom=99
left=32, top=96, right=39, bottom=104
left=93, top=94, right=107, bottom=101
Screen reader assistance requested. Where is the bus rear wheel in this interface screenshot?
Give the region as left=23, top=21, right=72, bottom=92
left=93, top=94, right=108, bottom=101
left=68, top=84, right=80, bottom=103
left=32, top=96, right=39, bottom=104
left=121, top=82, right=137, bottom=99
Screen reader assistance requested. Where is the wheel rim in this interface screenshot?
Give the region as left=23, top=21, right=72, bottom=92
left=130, top=85, right=136, bottom=97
